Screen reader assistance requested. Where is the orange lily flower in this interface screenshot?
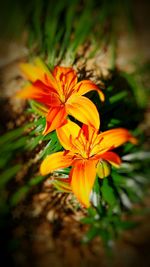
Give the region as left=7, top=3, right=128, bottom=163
left=17, top=58, right=104, bottom=134
left=40, top=120, right=137, bottom=207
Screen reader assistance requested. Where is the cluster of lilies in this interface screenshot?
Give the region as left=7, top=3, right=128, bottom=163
left=17, top=58, right=137, bottom=207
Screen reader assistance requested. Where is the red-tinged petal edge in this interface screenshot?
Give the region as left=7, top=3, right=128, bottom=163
left=43, top=106, right=67, bottom=135
left=74, top=80, right=105, bottom=102
left=100, top=151, right=121, bottom=167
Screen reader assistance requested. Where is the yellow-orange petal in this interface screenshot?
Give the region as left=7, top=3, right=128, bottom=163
left=66, top=95, right=100, bottom=130
left=19, top=63, right=45, bottom=83
left=70, top=159, right=97, bottom=208
left=16, top=84, right=39, bottom=99
left=19, top=58, right=57, bottom=88
left=40, top=151, right=74, bottom=175
left=97, top=128, right=138, bottom=154
left=34, top=58, right=58, bottom=88
left=56, top=120, right=83, bottom=152
left=73, top=80, right=105, bottom=102
left=43, top=106, right=67, bottom=135
left=53, top=66, right=77, bottom=90
left=16, top=83, right=60, bottom=108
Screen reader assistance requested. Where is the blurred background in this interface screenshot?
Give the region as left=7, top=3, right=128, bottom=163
left=0, top=1, right=150, bottom=267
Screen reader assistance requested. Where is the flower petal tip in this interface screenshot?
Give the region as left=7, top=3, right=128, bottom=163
left=42, top=128, right=49, bottom=136
left=40, top=162, right=46, bottom=176
left=98, top=90, right=105, bottom=102
left=14, top=91, right=21, bottom=98
left=15, top=90, right=27, bottom=99
left=130, top=136, right=138, bottom=145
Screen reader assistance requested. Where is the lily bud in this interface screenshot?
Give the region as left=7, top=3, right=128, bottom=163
left=96, top=160, right=111, bottom=179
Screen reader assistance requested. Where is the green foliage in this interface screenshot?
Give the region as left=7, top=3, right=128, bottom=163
left=1, top=0, right=125, bottom=66
left=0, top=128, right=26, bottom=168
left=0, top=111, right=62, bottom=208
left=0, top=165, right=21, bottom=188
left=121, top=72, right=148, bottom=108
left=81, top=204, right=138, bottom=248
left=11, top=185, right=30, bottom=206
left=101, top=178, right=117, bottom=207
left=10, top=175, right=45, bottom=206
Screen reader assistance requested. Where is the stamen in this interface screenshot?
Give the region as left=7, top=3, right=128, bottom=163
left=68, top=75, right=76, bottom=89
left=92, top=136, right=104, bottom=148
left=89, top=136, right=104, bottom=157
left=69, top=134, right=82, bottom=153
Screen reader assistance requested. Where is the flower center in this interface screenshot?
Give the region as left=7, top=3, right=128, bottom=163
left=58, top=72, right=75, bottom=104
left=80, top=150, right=89, bottom=159
left=60, top=94, right=66, bottom=104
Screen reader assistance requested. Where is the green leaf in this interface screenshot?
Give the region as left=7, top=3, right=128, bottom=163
left=111, top=172, right=125, bottom=186
left=109, top=91, right=128, bottom=104
left=11, top=186, right=30, bottom=206
left=121, top=72, right=147, bottom=108
left=116, top=220, right=138, bottom=230
left=80, top=217, right=95, bottom=224
left=28, top=175, right=46, bottom=186
left=0, top=153, right=12, bottom=168
left=0, top=165, right=21, bottom=188
left=101, top=179, right=117, bottom=206
left=0, top=128, right=23, bottom=146
left=54, top=167, right=71, bottom=175
left=118, top=189, right=132, bottom=209
left=1, top=137, right=27, bottom=152
left=108, top=118, right=121, bottom=127
left=82, top=227, right=99, bottom=243
left=26, top=135, right=44, bottom=150
left=29, top=100, right=48, bottom=116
